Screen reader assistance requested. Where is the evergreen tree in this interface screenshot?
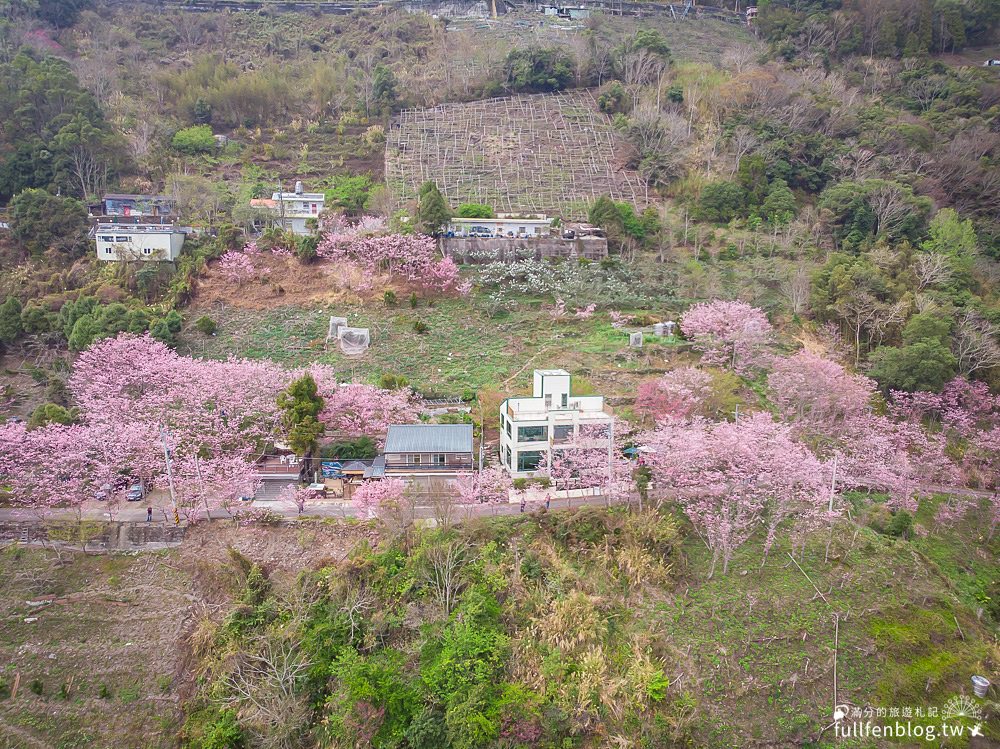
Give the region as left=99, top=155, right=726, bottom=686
left=761, top=178, right=797, bottom=225
left=0, top=296, right=23, bottom=347
left=416, top=182, right=451, bottom=235
left=277, top=374, right=326, bottom=461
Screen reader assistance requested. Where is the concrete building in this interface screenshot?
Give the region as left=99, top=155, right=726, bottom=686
left=94, top=223, right=186, bottom=262
left=250, top=181, right=325, bottom=235
left=499, top=369, right=613, bottom=478
left=96, top=193, right=175, bottom=218
left=446, top=214, right=552, bottom=238
left=383, top=424, right=475, bottom=477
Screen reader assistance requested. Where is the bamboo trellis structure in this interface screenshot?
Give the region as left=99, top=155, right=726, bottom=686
left=385, top=91, right=647, bottom=220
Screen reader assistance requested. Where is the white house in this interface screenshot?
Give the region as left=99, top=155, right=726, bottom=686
left=499, top=369, right=613, bottom=478
left=250, top=181, right=325, bottom=236
left=447, top=214, right=552, bottom=238
left=94, top=223, right=186, bottom=262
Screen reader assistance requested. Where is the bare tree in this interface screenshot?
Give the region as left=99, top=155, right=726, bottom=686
left=867, top=182, right=910, bottom=238
left=727, top=125, right=759, bottom=177
left=418, top=537, right=472, bottom=615
left=953, top=311, right=1000, bottom=376
left=224, top=636, right=311, bottom=749
left=914, top=252, right=953, bottom=290
left=780, top=264, right=812, bottom=316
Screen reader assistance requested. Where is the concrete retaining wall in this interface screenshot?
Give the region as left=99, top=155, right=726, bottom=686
left=0, top=520, right=188, bottom=552
left=440, top=236, right=608, bottom=263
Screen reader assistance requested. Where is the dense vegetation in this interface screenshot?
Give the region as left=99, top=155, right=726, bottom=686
left=174, top=503, right=998, bottom=749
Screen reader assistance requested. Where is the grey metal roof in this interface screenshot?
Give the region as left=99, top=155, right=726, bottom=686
left=384, top=424, right=473, bottom=454
left=363, top=456, right=386, bottom=479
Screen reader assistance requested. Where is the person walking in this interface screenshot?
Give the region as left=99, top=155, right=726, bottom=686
left=146, top=506, right=153, bottom=522
left=545, top=494, right=551, bottom=511
left=519, top=497, right=526, bottom=513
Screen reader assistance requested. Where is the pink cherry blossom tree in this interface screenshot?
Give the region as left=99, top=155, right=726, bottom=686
left=309, top=373, right=419, bottom=440
left=831, top=415, right=956, bottom=513
left=316, top=233, right=459, bottom=293
left=641, top=413, right=830, bottom=576
left=767, top=351, right=876, bottom=438
left=890, top=376, right=999, bottom=439
left=451, top=465, right=512, bottom=505
left=217, top=250, right=256, bottom=285
left=353, top=478, right=407, bottom=519
left=635, top=367, right=714, bottom=424
left=680, top=300, right=774, bottom=374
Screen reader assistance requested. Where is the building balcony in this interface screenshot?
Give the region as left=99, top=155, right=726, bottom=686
left=384, top=462, right=475, bottom=473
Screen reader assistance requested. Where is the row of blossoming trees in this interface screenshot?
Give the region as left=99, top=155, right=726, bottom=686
left=633, top=300, right=999, bottom=576
left=0, top=334, right=419, bottom=522
left=215, top=219, right=469, bottom=296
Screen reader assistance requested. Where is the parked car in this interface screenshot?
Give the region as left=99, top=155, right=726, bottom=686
left=94, top=483, right=112, bottom=501
left=126, top=482, right=146, bottom=501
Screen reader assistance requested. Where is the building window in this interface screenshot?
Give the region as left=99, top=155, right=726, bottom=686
left=553, top=424, right=574, bottom=442
left=100, top=236, right=115, bottom=242
left=115, top=236, right=129, bottom=243
left=517, top=451, right=543, bottom=472
left=506, top=420, right=512, bottom=437
left=143, top=248, right=151, bottom=255
left=544, top=394, right=552, bottom=409
left=518, top=425, right=547, bottom=442
left=518, top=226, right=526, bottom=234
left=561, top=393, right=568, bottom=408
left=432, top=453, right=446, bottom=465
left=411, top=454, right=422, bottom=465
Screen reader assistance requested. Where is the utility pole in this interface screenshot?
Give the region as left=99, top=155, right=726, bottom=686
left=607, top=416, right=615, bottom=506
left=828, top=453, right=839, bottom=513
left=159, top=424, right=180, bottom=525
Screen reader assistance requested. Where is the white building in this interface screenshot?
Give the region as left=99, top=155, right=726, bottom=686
left=250, top=181, right=325, bottom=236
left=447, top=214, right=552, bottom=238
left=94, top=223, right=186, bottom=262
left=499, top=369, right=613, bottom=478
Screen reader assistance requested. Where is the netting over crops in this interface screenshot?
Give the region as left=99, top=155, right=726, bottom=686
left=385, top=91, right=648, bottom=220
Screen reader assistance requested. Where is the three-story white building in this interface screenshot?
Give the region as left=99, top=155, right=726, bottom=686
left=499, top=369, right=613, bottom=478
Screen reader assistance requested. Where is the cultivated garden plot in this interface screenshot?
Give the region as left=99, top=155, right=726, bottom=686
left=385, top=91, right=648, bottom=218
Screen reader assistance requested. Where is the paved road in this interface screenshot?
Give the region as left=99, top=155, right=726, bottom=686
left=0, top=493, right=620, bottom=525
left=0, top=483, right=992, bottom=527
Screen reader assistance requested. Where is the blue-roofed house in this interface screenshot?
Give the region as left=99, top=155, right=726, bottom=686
left=383, top=424, right=474, bottom=476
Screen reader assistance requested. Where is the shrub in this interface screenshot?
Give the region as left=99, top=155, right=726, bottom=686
left=409, top=292, right=419, bottom=308
left=413, top=320, right=429, bottom=334
left=504, top=46, right=573, bottom=93
left=171, top=125, right=216, bottom=155
left=383, top=290, right=397, bottom=307
left=194, top=315, right=218, bottom=336
left=456, top=203, right=494, bottom=218
left=379, top=373, right=409, bottom=390
left=0, top=296, right=23, bottom=347
left=29, top=678, right=43, bottom=696
left=202, top=710, right=245, bottom=749
left=9, top=189, right=89, bottom=257
left=27, top=402, right=74, bottom=429
left=325, top=174, right=375, bottom=214
left=695, top=181, right=747, bottom=223
left=296, top=235, right=319, bottom=264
